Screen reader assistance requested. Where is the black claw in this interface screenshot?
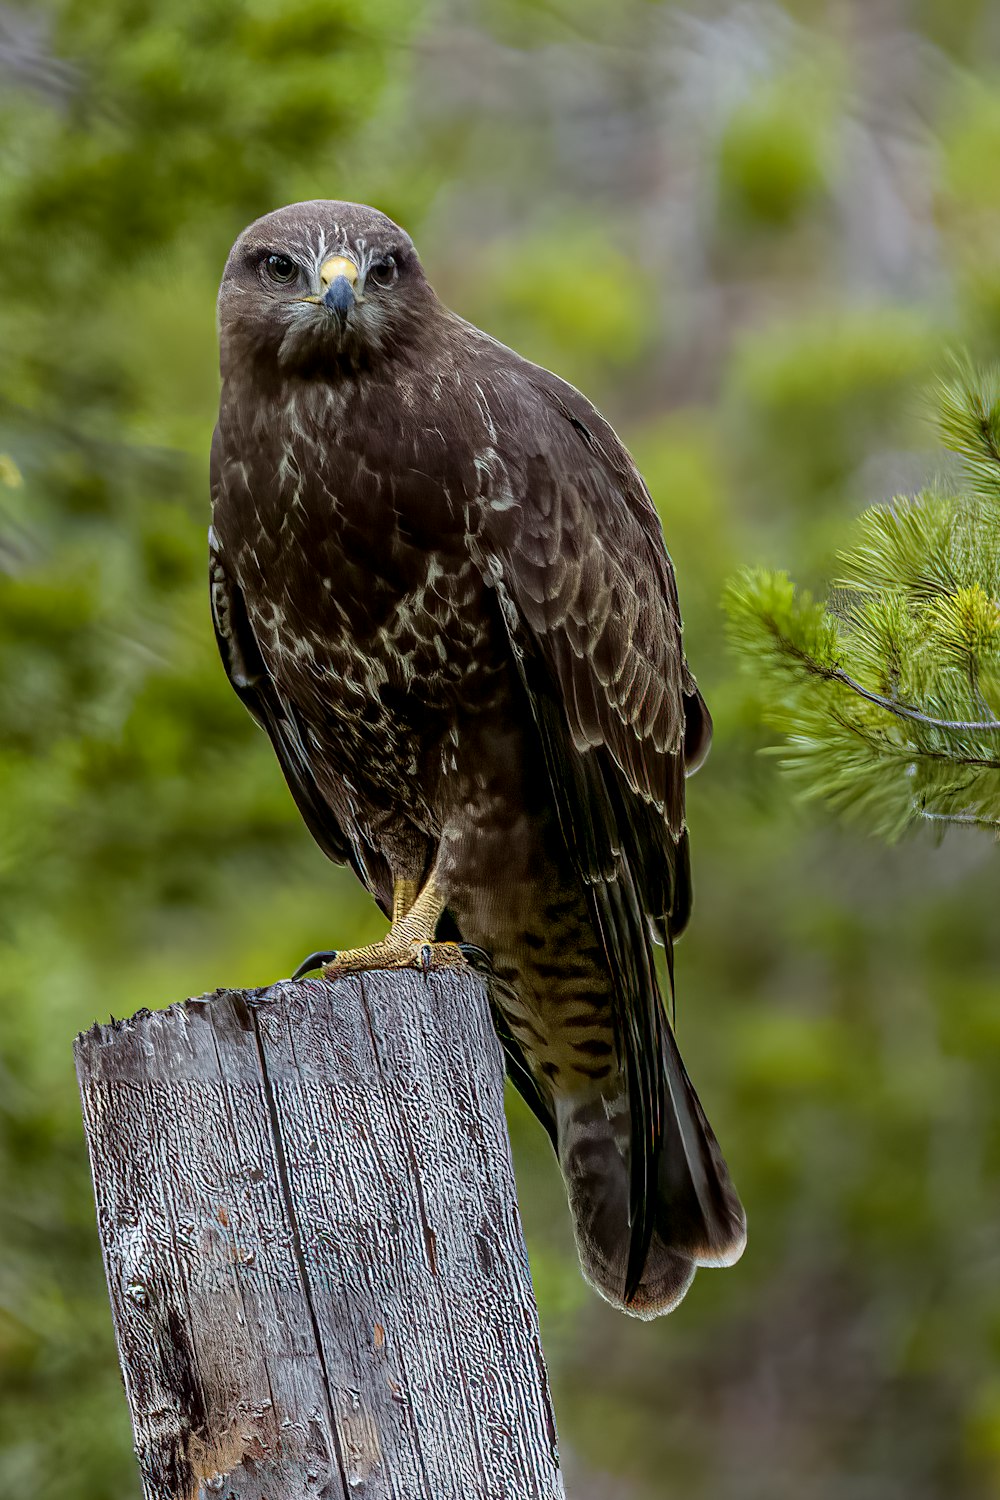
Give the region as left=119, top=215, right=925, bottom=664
left=418, top=943, right=434, bottom=974
left=458, top=944, right=494, bottom=975
left=291, top=950, right=339, bottom=981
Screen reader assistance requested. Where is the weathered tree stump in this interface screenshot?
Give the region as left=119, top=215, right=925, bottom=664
left=75, top=970, right=564, bottom=1500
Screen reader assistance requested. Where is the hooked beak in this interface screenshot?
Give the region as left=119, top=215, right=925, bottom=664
left=302, top=254, right=359, bottom=317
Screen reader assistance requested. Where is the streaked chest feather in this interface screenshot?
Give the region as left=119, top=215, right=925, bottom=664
left=216, top=442, right=508, bottom=785
left=244, top=546, right=496, bottom=704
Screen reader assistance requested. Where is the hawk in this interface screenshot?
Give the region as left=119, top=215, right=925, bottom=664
left=210, top=201, right=746, bottom=1317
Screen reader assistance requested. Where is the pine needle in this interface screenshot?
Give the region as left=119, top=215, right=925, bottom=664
left=726, top=362, right=1000, bottom=841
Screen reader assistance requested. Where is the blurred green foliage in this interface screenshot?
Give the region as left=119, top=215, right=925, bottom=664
left=718, top=66, right=836, bottom=230
left=3, top=3, right=1000, bottom=1498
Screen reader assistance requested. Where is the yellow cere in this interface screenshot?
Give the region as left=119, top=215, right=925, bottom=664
left=319, top=256, right=359, bottom=287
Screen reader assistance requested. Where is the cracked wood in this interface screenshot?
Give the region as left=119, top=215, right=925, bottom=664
left=75, top=970, right=564, bottom=1500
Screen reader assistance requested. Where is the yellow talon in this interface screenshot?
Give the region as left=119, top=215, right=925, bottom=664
left=294, top=877, right=458, bottom=979
left=321, top=939, right=466, bottom=978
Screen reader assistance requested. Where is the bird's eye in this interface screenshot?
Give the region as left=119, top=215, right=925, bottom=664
left=264, top=253, right=298, bottom=284
left=367, top=255, right=397, bottom=289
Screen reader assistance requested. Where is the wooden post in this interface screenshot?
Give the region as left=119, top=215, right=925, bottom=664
left=75, top=970, right=564, bottom=1500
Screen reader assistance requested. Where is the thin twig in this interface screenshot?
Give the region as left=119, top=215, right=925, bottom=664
left=918, top=810, right=1000, bottom=831
left=829, top=709, right=1000, bottom=772
left=825, top=665, right=1000, bottom=733
left=763, top=614, right=1000, bottom=732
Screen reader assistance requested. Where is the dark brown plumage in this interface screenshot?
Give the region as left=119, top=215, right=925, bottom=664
left=210, top=200, right=745, bottom=1316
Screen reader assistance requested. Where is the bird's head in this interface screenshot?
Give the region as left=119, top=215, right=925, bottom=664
left=217, top=201, right=436, bottom=378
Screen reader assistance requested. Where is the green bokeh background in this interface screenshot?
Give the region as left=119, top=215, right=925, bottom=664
left=2, top=2, right=1000, bottom=1496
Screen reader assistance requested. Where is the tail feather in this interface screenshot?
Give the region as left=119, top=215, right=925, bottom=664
left=499, top=618, right=742, bottom=1318
left=556, top=1019, right=746, bottom=1320
left=657, top=1020, right=747, bottom=1271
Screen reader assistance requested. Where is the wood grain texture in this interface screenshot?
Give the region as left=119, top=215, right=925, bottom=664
left=75, top=971, right=564, bottom=1500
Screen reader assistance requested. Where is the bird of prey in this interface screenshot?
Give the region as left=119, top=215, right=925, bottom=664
left=210, top=201, right=746, bottom=1317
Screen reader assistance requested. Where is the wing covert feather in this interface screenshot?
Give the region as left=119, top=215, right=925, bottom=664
left=475, top=369, right=710, bottom=912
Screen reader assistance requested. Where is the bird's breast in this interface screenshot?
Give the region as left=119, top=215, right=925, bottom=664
left=217, top=449, right=509, bottom=801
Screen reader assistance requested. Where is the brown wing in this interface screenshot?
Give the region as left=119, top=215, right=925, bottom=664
left=475, top=368, right=709, bottom=934
left=470, top=364, right=719, bottom=1297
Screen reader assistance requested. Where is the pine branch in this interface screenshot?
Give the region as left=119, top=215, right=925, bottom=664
left=806, top=652, right=999, bottom=733
left=725, top=360, right=1000, bottom=842
left=918, top=810, right=1000, bottom=832
left=823, top=706, right=1000, bottom=773
left=749, top=606, right=1000, bottom=733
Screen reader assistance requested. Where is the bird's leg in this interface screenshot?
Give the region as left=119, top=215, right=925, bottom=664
left=392, top=878, right=419, bottom=923
left=314, top=876, right=469, bottom=977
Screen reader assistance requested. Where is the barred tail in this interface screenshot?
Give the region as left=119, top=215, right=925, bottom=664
left=555, top=1023, right=746, bottom=1319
